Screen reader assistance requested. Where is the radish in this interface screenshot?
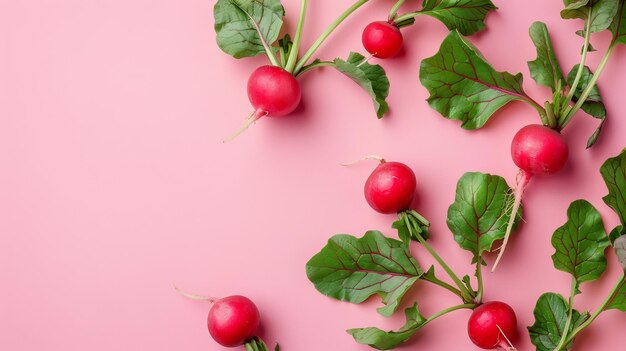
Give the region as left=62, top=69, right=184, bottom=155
left=207, top=295, right=260, bottom=347
left=468, top=301, right=518, bottom=350
left=225, top=65, right=301, bottom=142
left=362, top=21, right=404, bottom=59
left=363, top=158, right=416, bottom=214
left=492, top=124, right=569, bottom=271
left=175, top=288, right=261, bottom=348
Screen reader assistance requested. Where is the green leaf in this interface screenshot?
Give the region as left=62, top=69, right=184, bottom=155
left=334, top=52, right=390, bottom=119
left=419, top=0, right=497, bottom=36
left=561, top=0, right=619, bottom=33
left=528, top=22, right=566, bottom=92
left=610, top=225, right=625, bottom=244
left=244, top=337, right=275, bottom=351
left=214, top=0, right=285, bottom=59
left=347, top=303, right=426, bottom=350
left=566, top=64, right=606, bottom=147
left=447, top=172, right=519, bottom=258
left=551, top=200, right=609, bottom=291
left=606, top=277, right=626, bottom=311
left=528, top=293, right=589, bottom=351
left=610, top=0, right=626, bottom=44
left=601, top=149, right=626, bottom=226
left=306, top=231, right=422, bottom=317
left=420, top=31, right=532, bottom=130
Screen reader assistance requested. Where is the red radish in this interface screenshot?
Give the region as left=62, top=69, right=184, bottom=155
left=364, top=159, right=417, bottom=214
left=175, top=288, right=260, bottom=348
left=225, top=65, right=302, bottom=142
left=492, top=124, right=569, bottom=271
left=468, top=301, right=518, bottom=350
left=362, top=21, right=404, bottom=59
left=208, top=295, right=260, bottom=347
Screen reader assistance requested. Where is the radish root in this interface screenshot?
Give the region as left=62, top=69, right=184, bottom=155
left=492, top=170, right=531, bottom=272
left=174, top=285, right=217, bottom=303
left=224, top=108, right=268, bottom=143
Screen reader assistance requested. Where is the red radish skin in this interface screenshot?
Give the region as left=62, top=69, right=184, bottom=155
left=364, top=161, right=417, bottom=214
left=362, top=21, right=404, bottom=59
left=225, top=65, right=302, bottom=142
left=468, top=301, right=518, bottom=350
left=492, top=125, right=569, bottom=271
left=207, top=295, right=261, bottom=347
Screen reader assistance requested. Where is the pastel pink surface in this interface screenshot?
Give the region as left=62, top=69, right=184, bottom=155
left=1, top=1, right=625, bottom=350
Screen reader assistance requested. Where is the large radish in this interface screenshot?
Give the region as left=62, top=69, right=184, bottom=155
left=468, top=301, right=518, bottom=350
left=492, top=124, right=568, bottom=271
left=225, top=65, right=302, bottom=142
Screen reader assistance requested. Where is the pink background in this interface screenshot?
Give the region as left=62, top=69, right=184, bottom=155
left=2, top=0, right=625, bottom=350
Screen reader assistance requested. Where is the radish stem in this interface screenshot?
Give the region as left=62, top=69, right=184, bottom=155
left=285, top=0, right=307, bottom=73
left=492, top=170, right=531, bottom=272
left=294, top=0, right=370, bottom=74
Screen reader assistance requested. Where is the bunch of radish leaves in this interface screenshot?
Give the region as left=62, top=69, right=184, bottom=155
left=420, top=0, right=625, bottom=147
left=528, top=148, right=626, bottom=351
left=213, top=0, right=498, bottom=118
left=306, top=172, right=520, bottom=350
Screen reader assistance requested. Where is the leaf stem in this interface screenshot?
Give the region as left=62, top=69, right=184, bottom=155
left=553, top=280, right=577, bottom=351
left=243, top=10, right=280, bottom=67
left=562, top=273, right=626, bottom=347
left=424, top=303, right=476, bottom=324
left=294, top=0, right=370, bottom=74
left=560, top=13, right=592, bottom=121
left=560, top=43, right=615, bottom=129
left=394, top=11, right=422, bottom=24
left=422, top=270, right=465, bottom=299
left=285, top=0, right=307, bottom=73
left=405, top=215, right=474, bottom=302
left=475, top=256, right=484, bottom=304
left=388, top=0, right=407, bottom=22
left=295, top=60, right=335, bottom=77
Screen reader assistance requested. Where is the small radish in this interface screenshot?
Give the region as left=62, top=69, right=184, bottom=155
left=363, top=158, right=416, bottom=214
left=492, top=124, right=569, bottom=271
left=468, top=301, right=518, bottom=350
left=175, top=288, right=261, bottom=348
left=362, top=21, right=404, bottom=59
left=225, top=65, right=302, bottom=142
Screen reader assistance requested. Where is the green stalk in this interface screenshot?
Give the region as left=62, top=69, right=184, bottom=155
left=388, top=0, right=407, bottom=22
left=422, top=270, right=465, bottom=300
left=394, top=11, right=422, bottom=24
left=294, top=0, right=369, bottom=74
left=560, top=13, right=593, bottom=121
left=285, top=0, right=307, bottom=73
left=475, top=256, right=484, bottom=304
left=295, top=60, right=335, bottom=77
left=423, top=303, right=476, bottom=325
left=553, top=280, right=577, bottom=351
left=404, top=215, right=474, bottom=302
left=560, top=44, right=615, bottom=129
left=562, top=274, right=626, bottom=347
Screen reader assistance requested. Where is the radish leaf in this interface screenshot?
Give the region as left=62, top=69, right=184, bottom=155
left=561, top=0, right=619, bottom=33
left=306, top=231, right=422, bottom=317
left=615, top=235, right=626, bottom=271
left=551, top=200, right=609, bottom=292
left=610, top=1, right=626, bottom=44
left=528, top=293, right=589, bottom=351
left=528, top=22, right=566, bottom=93
left=566, top=65, right=606, bottom=147
left=447, top=172, right=519, bottom=259
left=419, top=0, right=497, bottom=36
left=214, top=0, right=284, bottom=59
left=601, top=149, right=626, bottom=227
left=606, top=277, right=626, bottom=311
left=347, top=303, right=426, bottom=350
left=420, top=31, right=535, bottom=129
left=334, top=52, right=390, bottom=118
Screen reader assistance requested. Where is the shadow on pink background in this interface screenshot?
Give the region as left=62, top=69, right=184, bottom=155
left=1, top=0, right=625, bottom=350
